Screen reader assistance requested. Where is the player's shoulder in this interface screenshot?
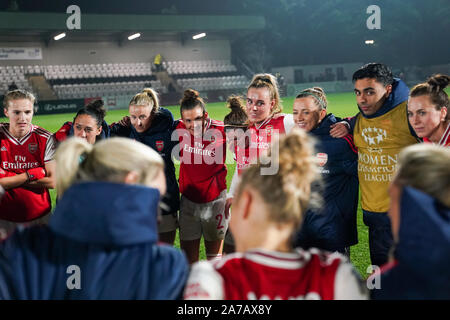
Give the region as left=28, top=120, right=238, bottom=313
left=54, top=122, right=73, bottom=142
left=0, top=122, right=9, bottom=132
left=302, top=248, right=365, bottom=297
left=211, top=252, right=246, bottom=271
left=268, top=114, right=289, bottom=127
left=440, top=123, right=450, bottom=146
left=271, top=113, right=289, bottom=120
left=187, top=252, right=248, bottom=281
left=176, top=120, right=186, bottom=129
left=210, top=119, right=224, bottom=128
left=303, top=247, right=348, bottom=268
left=184, top=260, right=226, bottom=299
left=32, top=125, right=53, bottom=139
left=57, top=121, right=73, bottom=131
left=216, top=249, right=308, bottom=271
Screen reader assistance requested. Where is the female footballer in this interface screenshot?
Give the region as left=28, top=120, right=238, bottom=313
left=0, top=137, right=189, bottom=299
left=176, top=89, right=228, bottom=264
left=0, top=89, right=55, bottom=233
left=225, top=73, right=294, bottom=235
left=292, top=87, right=358, bottom=255
left=54, top=99, right=110, bottom=145
left=408, top=74, right=449, bottom=147
left=109, top=88, right=180, bottom=245
left=184, top=130, right=367, bottom=300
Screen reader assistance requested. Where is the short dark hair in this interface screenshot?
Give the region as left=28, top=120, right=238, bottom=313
left=352, top=63, right=394, bottom=86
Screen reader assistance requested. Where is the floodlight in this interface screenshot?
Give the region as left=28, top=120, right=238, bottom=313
left=54, top=33, right=66, bottom=41
left=193, top=33, right=206, bottom=40
left=128, top=33, right=141, bottom=40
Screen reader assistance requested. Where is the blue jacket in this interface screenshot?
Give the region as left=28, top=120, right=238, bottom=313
left=295, top=114, right=359, bottom=251
left=0, top=182, right=189, bottom=300
left=110, top=108, right=180, bottom=215
left=371, top=187, right=450, bottom=299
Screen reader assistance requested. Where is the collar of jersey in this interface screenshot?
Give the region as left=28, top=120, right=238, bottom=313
left=253, top=116, right=273, bottom=130
left=1, top=123, right=35, bottom=145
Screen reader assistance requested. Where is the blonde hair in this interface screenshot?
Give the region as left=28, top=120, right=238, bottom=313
left=235, top=128, right=319, bottom=228
left=247, top=73, right=282, bottom=116
left=296, top=87, right=328, bottom=110
left=129, top=88, right=160, bottom=114
left=3, top=89, right=36, bottom=108
left=55, top=137, right=164, bottom=197
left=395, top=143, right=450, bottom=207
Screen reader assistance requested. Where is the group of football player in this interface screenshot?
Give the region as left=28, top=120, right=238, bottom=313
left=0, top=63, right=448, bottom=299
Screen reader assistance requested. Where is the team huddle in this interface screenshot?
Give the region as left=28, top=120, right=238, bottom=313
left=0, top=63, right=449, bottom=300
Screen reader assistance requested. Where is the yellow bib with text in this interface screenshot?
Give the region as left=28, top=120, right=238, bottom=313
left=354, top=102, right=418, bottom=213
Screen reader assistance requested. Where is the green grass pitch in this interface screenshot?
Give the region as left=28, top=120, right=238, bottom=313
left=2, top=92, right=372, bottom=278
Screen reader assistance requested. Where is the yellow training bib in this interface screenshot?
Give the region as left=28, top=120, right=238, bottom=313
left=354, top=101, right=418, bottom=213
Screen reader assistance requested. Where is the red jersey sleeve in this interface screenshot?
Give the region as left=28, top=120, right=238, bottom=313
left=54, top=122, right=73, bottom=143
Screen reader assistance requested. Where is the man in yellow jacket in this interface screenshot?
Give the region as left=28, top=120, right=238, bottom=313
left=331, top=63, right=418, bottom=267
left=154, top=54, right=162, bottom=72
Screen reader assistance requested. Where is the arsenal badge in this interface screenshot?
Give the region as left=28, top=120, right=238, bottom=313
left=156, top=140, right=164, bottom=152
left=28, top=142, right=38, bottom=154
left=316, top=153, right=328, bottom=167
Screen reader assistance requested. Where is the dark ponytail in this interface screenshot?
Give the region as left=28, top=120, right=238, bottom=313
left=224, top=95, right=247, bottom=126
left=180, top=88, right=206, bottom=114
left=410, top=74, right=449, bottom=120
left=427, top=74, right=450, bottom=93
left=75, top=99, right=106, bottom=128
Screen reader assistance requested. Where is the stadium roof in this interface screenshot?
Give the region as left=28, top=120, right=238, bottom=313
left=0, top=11, right=266, bottom=43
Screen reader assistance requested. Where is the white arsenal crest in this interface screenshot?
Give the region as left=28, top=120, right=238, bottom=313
left=155, top=140, right=164, bottom=152
left=28, top=142, right=38, bottom=153
left=316, top=153, right=328, bottom=167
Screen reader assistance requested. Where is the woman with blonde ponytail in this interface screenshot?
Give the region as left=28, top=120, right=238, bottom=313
left=0, top=137, right=189, bottom=299
left=225, top=74, right=295, bottom=245
left=110, top=88, right=180, bottom=245
left=408, top=74, right=450, bottom=146
left=293, top=87, right=359, bottom=256
left=184, top=130, right=367, bottom=300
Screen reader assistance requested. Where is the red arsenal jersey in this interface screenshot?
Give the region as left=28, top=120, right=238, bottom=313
left=176, top=119, right=227, bottom=203
left=235, top=114, right=293, bottom=175
left=0, top=123, right=56, bottom=222
left=184, top=248, right=367, bottom=300
left=423, top=122, right=450, bottom=147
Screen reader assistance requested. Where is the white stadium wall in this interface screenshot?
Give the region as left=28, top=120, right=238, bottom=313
left=272, top=62, right=363, bottom=94
left=0, top=39, right=231, bottom=66
left=272, top=63, right=363, bottom=84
